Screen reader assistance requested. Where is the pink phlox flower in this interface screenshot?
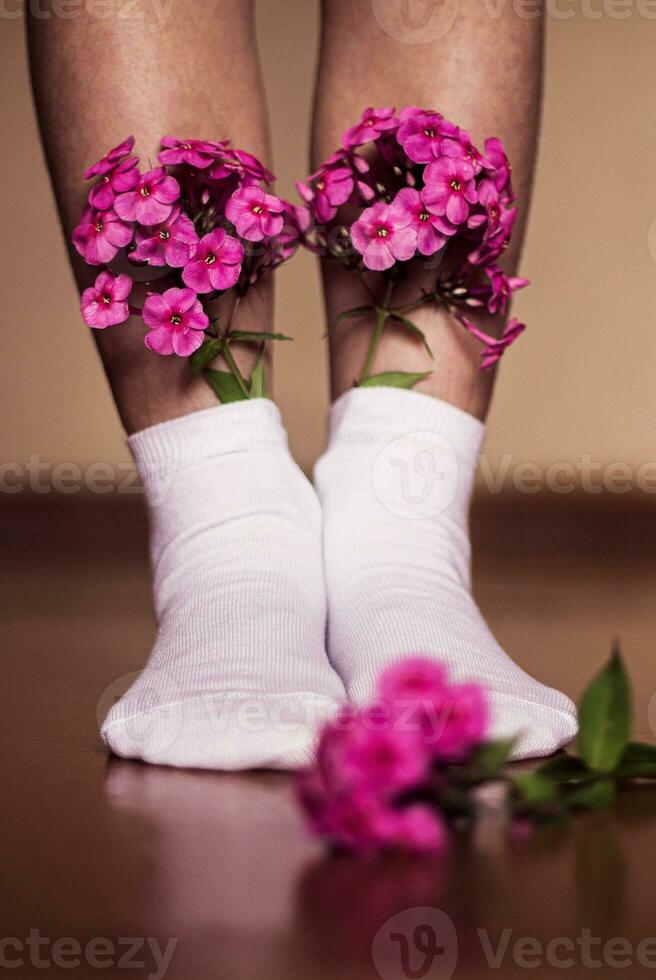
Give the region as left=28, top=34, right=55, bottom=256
left=182, top=227, right=244, bottom=292
left=460, top=316, right=526, bottom=370
left=482, top=137, right=513, bottom=196
left=114, top=167, right=180, bottom=224
left=441, top=129, right=485, bottom=174
left=392, top=187, right=456, bottom=256
left=478, top=267, right=529, bottom=316
left=84, top=136, right=135, bottom=179
left=88, top=156, right=139, bottom=211
left=72, top=206, right=133, bottom=265
left=377, top=657, right=489, bottom=761
left=428, top=682, right=488, bottom=760
left=337, top=703, right=430, bottom=797
left=142, top=286, right=208, bottom=356
left=158, top=137, right=225, bottom=169
left=423, top=156, right=478, bottom=225
left=351, top=199, right=416, bottom=271
left=320, top=792, right=447, bottom=855
left=225, top=185, right=285, bottom=241
left=207, top=149, right=275, bottom=185
left=80, top=271, right=132, bottom=328
left=467, top=205, right=517, bottom=266
left=297, top=152, right=355, bottom=224
left=272, top=201, right=311, bottom=262
left=396, top=107, right=446, bottom=163
left=342, top=106, right=399, bottom=150
left=132, top=205, right=199, bottom=267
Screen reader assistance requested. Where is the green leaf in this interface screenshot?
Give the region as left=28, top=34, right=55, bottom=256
left=329, top=306, right=375, bottom=332
left=615, top=741, right=656, bottom=780
left=513, top=772, right=559, bottom=806
left=566, top=778, right=616, bottom=810
left=360, top=370, right=431, bottom=390
left=577, top=643, right=631, bottom=772
left=190, top=338, right=224, bottom=376
left=389, top=313, right=433, bottom=356
left=471, top=739, right=515, bottom=776
left=248, top=350, right=266, bottom=399
left=536, top=754, right=590, bottom=784
left=204, top=369, right=249, bottom=403
left=229, top=331, right=293, bottom=343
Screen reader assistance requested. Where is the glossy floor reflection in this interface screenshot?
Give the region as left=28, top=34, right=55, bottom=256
left=2, top=495, right=655, bottom=979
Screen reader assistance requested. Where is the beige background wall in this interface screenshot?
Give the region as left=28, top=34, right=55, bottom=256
left=2, top=2, right=655, bottom=480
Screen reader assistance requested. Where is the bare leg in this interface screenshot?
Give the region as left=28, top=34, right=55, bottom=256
left=313, top=0, right=542, bottom=419
left=312, top=1, right=578, bottom=759
left=27, top=4, right=345, bottom=770
left=28, top=0, right=272, bottom=433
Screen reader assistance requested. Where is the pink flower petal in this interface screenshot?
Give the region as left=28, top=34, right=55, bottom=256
left=135, top=197, right=173, bottom=225
left=85, top=235, right=118, bottom=265
left=113, top=194, right=138, bottom=222
left=135, top=238, right=165, bottom=265
left=145, top=326, right=175, bottom=355
left=390, top=226, right=418, bottom=262
left=216, top=234, right=245, bottom=264
left=164, top=239, right=193, bottom=267
left=445, top=193, right=469, bottom=225
left=172, top=328, right=204, bottom=357
left=363, top=240, right=394, bottom=271
left=154, top=175, right=181, bottom=204
left=168, top=287, right=197, bottom=313
left=142, top=293, right=171, bottom=330
left=209, top=261, right=241, bottom=291
left=112, top=166, right=140, bottom=193
left=112, top=274, right=133, bottom=301
left=182, top=260, right=212, bottom=294
left=104, top=219, right=133, bottom=248
left=261, top=212, right=284, bottom=237
left=89, top=182, right=115, bottom=211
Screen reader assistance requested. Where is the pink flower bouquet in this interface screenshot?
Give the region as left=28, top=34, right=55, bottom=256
left=74, top=136, right=303, bottom=400
left=297, top=647, right=656, bottom=856
left=297, top=106, right=529, bottom=385
left=296, top=657, right=494, bottom=856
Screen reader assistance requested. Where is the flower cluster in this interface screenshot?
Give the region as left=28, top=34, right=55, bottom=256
left=296, top=657, right=490, bottom=855
left=298, top=647, right=656, bottom=855
left=74, top=136, right=302, bottom=398
left=297, top=106, right=528, bottom=381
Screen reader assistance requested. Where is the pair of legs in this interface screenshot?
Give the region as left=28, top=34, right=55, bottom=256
left=28, top=0, right=576, bottom=768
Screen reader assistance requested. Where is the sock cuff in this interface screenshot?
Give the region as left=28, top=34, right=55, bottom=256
left=326, top=387, right=485, bottom=463
left=128, top=399, right=288, bottom=476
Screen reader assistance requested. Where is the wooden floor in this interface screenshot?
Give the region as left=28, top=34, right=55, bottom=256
left=2, top=494, right=655, bottom=979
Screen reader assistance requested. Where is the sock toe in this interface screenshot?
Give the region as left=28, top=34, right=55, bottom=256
left=101, top=692, right=340, bottom=771
left=488, top=690, right=578, bottom=760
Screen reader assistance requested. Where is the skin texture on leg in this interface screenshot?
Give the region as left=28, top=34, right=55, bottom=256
left=313, top=0, right=544, bottom=419
left=27, top=0, right=273, bottom=433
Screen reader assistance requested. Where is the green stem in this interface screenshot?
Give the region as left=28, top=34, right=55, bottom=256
left=221, top=342, right=251, bottom=398
left=360, top=279, right=394, bottom=384
left=209, top=314, right=250, bottom=398
left=225, top=294, right=242, bottom=335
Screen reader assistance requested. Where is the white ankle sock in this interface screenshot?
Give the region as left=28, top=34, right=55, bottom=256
left=101, top=400, right=345, bottom=770
left=315, top=387, right=578, bottom=760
